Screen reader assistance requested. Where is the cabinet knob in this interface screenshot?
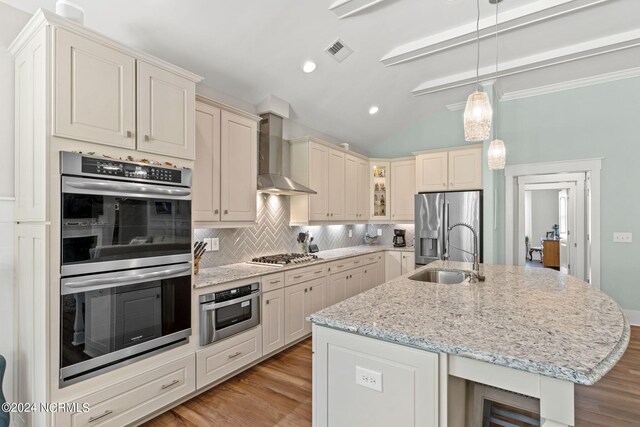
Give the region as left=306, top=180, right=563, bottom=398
left=310, top=286, right=313, bottom=291
left=326, top=213, right=329, bottom=217
left=144, top=134, right=150, bottom=142
left=442, top=183, right=446, bottom=187
left=266, top=299, right=270, bottom=305
left=126, top=130, right=133, bottom=138
left=331, top=213, right=333, bottom=217
left=224, top=210, right=228, bottom=214
left=305, top=288, right=308, bottom=293
left=214, top=209, right=219, bottom=214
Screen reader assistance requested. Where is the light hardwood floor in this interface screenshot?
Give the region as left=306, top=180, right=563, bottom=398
left=144, top=326, right=640, bottom=427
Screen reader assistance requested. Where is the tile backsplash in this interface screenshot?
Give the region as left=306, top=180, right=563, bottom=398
left=195, top=194, right=414, bottom=268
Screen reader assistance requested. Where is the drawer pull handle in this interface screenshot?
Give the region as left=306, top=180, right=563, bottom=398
left=314, top=270, right=323, bottom=274
left=293, top=275, right=303, bottom=279
left=354, top=261, right=360, bottom=264
left=269, top=280, right=281, bottom=284
left=337, top=264, right=344, bottom=268
left=89, top=410, right=113, bottom=423
left=161, top=379, right=180, bottom=390
left=228, top=351, right=242, bottom=359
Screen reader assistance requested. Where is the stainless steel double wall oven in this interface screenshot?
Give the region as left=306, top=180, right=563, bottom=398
left=59, top=152, right=192, bottom=386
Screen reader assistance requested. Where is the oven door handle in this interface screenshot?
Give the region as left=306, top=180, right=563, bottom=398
left=201, top=291, right=261, bottom=311
left=62, top=264, right=192, bottom=294
left=63, top=177, right=191, bottom=198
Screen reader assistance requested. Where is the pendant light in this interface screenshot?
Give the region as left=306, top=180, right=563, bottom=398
left=464, top=0, right=492, bottom=142
left=488, top=0, right=506, bottom=170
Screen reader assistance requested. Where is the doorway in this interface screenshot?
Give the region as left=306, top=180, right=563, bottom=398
left=505, top=159, right=601, bottom=289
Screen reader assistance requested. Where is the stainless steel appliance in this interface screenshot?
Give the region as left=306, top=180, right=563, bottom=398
left=59, top=152, right=193, bottom=386
left=415, top=191, right=482, bottom=266
left=60, top=264, right=192, bottom=385
left=60, top=152, right=192, bottom=276
left=248, top=253, right=320, bottom=267
left=199, top=282, right=261, bottom=346
left=393, top=229, right=406, bottom=247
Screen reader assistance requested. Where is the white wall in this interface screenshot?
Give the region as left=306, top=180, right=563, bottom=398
left=529, top=190, right=559, bottom=243
left=0, top=1, right=31, bottom=406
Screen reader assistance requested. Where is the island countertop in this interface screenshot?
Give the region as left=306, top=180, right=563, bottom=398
left=308, top=261, right=630, bottom=385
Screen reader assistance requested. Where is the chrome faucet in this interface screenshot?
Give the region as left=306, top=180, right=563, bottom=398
left=446, top=222, right=483, bottom=279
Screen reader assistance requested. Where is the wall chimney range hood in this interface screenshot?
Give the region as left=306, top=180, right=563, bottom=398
left=257, top=113, right=317, bottom=195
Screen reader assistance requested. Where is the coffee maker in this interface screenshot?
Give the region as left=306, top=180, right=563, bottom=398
left=393, top=229, right=406, bottom=247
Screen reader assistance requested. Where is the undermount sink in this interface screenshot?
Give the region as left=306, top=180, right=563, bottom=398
left=408, top=269, right=471, bottom=284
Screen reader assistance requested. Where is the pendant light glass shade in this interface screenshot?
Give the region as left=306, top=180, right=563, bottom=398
left=464, top=91, right=492, bottom=141
left=488, top=139, right=506, bottom=170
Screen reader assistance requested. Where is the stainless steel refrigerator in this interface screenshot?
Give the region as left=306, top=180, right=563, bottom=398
left=415, top=191, right=482, bottom=266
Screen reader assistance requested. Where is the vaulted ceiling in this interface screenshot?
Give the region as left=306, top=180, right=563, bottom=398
left=4, top=0, right=640, bottom=154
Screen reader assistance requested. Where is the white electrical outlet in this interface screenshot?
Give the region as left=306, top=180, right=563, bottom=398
left=355, top=366, right=382, bottom=392
left=203, top=238, right=213, bottom=252
left=348, top=229, right=353, bottom=238
left=377, top=229, right=382, bottom=236
left=613, top=232, right=632, bottom=243
left=211, top=237, right=220, bottom=251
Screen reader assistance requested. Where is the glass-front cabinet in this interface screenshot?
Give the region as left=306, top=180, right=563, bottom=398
left=370, top=161, right=390, bottom=221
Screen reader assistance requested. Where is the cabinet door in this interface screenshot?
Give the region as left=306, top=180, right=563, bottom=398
left=376, top=253, right=386, bottom=286
left=401, top=252, right=416, bottom=274
left=371, top=162, right=390, bottom=221
left=362, top=263, right=379, bottom=292
left=262, top=288, right=285, bottom=356
left=307, top=277, right=328, bottom=317
left=344, top=155, right=358, bottom=221
left=391, top=160, right=416, bottom=222
left=385, top=251, right=402, bottom=282
left=285, top=282, right=310, bottom=344
left=309, top=142, right=329, bottom=221
left=137, top=61, right=195, bottom=159
left=220, top=110, right=258, bottom=222
left=54, top=29, right=136, bottom=149
left=357, top=159, right=370, bottom=221
left=328, top=272, right=348, bottom=306
left=346, top=268, right=363, bottom=298
left=416, top=152, right=448, bottom=193
left=328, top=149, right=346, bottom=220
left=193, top=103, right=221, bottom=223
left=448, top=147, right=482, bottom=191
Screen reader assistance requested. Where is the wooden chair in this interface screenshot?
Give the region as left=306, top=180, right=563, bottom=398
left=0, top=355, right=9, bottom=427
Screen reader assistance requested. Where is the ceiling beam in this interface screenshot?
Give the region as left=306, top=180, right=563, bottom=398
left=412, top=29, right=640, bottom=95
left=381, top=0, right=608, bottom=66
left=329, top=0, right=386, bottom=19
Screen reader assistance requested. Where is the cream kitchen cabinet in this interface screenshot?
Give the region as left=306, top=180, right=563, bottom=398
left=362, top=252, right=385, bottom=291
left=329, top=269, right=362, bottom=303
left=345, top=154, right=359, bottom=221
left=416, top=146, right=482, bottom=192
left=402, top=252, right=416, bottom=274
left=53, top=27, right=200, bottom=159
left=308, top=141, right=330, bottom=221
left=390, top=159, right=416, bottom=222
left=385, top=251, right=415, bottom=281
left=328, top=148, right=346, bottom=220
left=193, top=97, right=260, bottom=226
left=284, top=276, right=327, bottom=344
left=357, top=159, right=370, bottom=221
left=370, top=161, right=391, bottom=221
left=262, top=288, right=285, bottom=356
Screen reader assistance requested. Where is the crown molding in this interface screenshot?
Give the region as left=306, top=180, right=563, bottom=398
left=500, top=67, right=640, bottom=102
left=445, top=101, right=466, bottom=112
left=381, top=0, right=607, bottom=66
left=412, top=29, right=640, bottom=95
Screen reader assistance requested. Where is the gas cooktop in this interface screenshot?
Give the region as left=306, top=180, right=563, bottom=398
left=248, top=253, right=320, bottom=267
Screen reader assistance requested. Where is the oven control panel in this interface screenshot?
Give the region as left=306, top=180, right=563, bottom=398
left=81, top=157, right=182, bottom=183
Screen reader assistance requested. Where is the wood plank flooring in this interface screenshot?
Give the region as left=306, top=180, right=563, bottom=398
left=144, top=327, right=640, bottom=427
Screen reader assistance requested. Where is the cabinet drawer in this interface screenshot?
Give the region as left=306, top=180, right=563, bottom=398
left=362, top=252, right=382, bottom=266
left=196, top=326, right=262, bottom=389
left=57, top=354, right=195, bottom=427
left=330, top=256, right=364, bottom=274
left=262, top=272, right=285, bottom=292
left=285, top=264, right=328, bottom=286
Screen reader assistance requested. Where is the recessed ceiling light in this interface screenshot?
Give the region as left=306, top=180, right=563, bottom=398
left=369, top=106, right=379, bottom=115
left=302, top=61, right=317, bottom=73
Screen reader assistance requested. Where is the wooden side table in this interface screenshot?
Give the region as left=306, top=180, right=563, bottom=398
left=542, top=239, right=560, bottom=268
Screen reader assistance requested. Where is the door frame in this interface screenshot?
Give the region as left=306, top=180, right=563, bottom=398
left=505, top=159, right=601, bottom=289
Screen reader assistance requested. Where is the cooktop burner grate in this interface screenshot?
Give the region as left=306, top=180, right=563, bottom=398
left=248, top=253, right=320, bottom=267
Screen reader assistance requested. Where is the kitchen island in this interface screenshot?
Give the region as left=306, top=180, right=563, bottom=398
left=309, top=261, right=629, bottom=427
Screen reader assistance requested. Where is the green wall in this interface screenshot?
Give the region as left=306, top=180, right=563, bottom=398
left=368, top=76, right=640, bottom=311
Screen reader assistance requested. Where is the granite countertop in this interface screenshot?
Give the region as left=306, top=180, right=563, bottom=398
left=309, top=260, right=630, bottom=385
left=193, top=245, right=414, bottom=288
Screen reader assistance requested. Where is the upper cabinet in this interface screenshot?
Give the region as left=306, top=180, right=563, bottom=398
left=193, top=98, right=260, bottom=226
left=416, top=146, right=482, bottom=192
left=290, top=137, right=369, bottom=226
left=54, top=29, right=136, bottom=149
left=137, top=61, right=195, bottom=159
left=390, top=159, right=416, bottom=222
left=51, top=24, right=201, bottom=160
left=370, top=161, right=390, bottom=221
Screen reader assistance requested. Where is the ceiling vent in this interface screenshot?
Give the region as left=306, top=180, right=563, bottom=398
left=325, top=39, right=353, bottom=63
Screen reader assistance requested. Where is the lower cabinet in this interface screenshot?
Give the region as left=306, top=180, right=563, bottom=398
left=284, top=277, right=327, bottom=345
left=328, top=267, right=363, bottom=305
left=196, top=326, right=262, bottom=389
left=385, top=251, right=416, bottom=282
left=402, top=252, right=416, bottom=275
left=314, top=325, right=440, bottom=427
left=56, top=355, right=195, bottom=427
left=362, top=263, right=379, bottom=292
left=262, top=288, right=285, bottom=356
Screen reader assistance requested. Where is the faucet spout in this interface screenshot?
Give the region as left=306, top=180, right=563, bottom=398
left=447, top=223, right=480, bottom=274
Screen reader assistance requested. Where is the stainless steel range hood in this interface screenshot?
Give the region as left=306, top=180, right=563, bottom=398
left=258, top=113, right=316, bottom=195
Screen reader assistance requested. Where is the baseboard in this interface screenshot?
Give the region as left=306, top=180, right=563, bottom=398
left=624, top=309, right=640, bottom=326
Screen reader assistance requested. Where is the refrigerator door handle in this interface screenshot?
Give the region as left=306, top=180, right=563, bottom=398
left=443, top=200, right=450, bottom=260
